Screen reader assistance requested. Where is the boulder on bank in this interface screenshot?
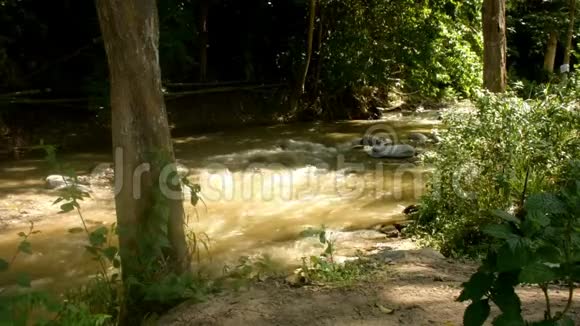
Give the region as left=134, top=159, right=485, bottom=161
left=366, top=144, right=415, bottom=159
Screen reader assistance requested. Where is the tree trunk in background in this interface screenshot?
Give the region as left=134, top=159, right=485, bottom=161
left=482, top=0, right=507, bottom=92
left=95, top=0, right=190, bottom=323
left=298, top=0, right=317, bottom=94
left=562, top=0, right=577, bottom=74
left=313, top=7, right=325, bottom=95
left=543, top=31, right=558, bottom=73
left=199, top=0, right=209, bottom=81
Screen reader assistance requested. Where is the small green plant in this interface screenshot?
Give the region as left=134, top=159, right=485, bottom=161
left=458, top=167, right=580, bottom=325
left=297, top=226, right=374, bottom=284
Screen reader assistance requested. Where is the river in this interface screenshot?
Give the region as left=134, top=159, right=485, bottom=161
left=0, top=111, right=440, bottom=293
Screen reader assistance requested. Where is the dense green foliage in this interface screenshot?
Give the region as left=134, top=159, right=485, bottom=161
left=459, top=163, right=580, bottom=325
left=408, top=77, right=580, bottom=257
left=317, top=0, right=482, bottom=100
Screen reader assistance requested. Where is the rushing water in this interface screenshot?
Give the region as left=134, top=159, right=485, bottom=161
left=0, top=112, right=440, bottom=292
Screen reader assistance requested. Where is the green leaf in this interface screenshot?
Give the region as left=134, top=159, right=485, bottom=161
left=491, top=274, right=521, bottom=315
left=491, top=209, right=520, bottom=224
left=536, top=245, right=562, bottom=264
left=89, top=226, right=108, bottom=247
left=525, top=193, right=566, bottom=215
left=463, top=299, right=490, bottom=326
left=0, top=258, right=9, bottom=271
left=319, top=231, right=327, bottom=244
left=59, top=202, right=75, bottom=213
left=483, top=224, right=518, bottom=240
left=526, top=210, right=551, bottom=228
left=519, top=263, right=558, bottom=284
left=458, top=272, right=494, bottom=302
left=496, top=239, right=530, bottom=272
left=102, top=246, right=118, bottom=261
left=17, top=232, right=26, bottom=237
left=16, top=272, right=31, bottom=287
left=18, top=240, right=32, bottom=254
left=491, top=312, right=525, bottom=326
left=52, top=197, right=64, bottom=205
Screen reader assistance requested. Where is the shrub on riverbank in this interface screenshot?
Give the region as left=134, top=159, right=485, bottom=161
left=408, top=76, right=580, bottom=257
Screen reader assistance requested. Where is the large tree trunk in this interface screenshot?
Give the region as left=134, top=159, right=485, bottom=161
left=95, top=0, right=190, bottom=323
left=543, top=31, right=558, bottom=74
left=199, top=0, right=209, bottom=81
left=562, top=0, right=576, bottom=74
left=298, top=0, right=317, bottom=94
left=482, top=0, right=507, bottom=92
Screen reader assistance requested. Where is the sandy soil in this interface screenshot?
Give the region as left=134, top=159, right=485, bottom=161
left=159, top=239, right=579, bottom=326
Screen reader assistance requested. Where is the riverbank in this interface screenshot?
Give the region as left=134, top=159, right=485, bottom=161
left=159, top=238, right=580, bottom=326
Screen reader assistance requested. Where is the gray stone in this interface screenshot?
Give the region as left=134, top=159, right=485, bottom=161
left=367, top=144, right=416, bottom=158
left=408, top=132, right=429, bottom=144
left=45, top=175, right=91, bottom=193
left=354, top=135, right=393, bottom=147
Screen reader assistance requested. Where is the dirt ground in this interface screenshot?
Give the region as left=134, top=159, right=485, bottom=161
left=159, top=239, right=579, bottom=326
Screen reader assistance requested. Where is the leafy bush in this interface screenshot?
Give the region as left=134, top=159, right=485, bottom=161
left=408, top=78, right=580, bottom=256
left=320, top=0, right=482, bottom=98
left=459, top=163, right=580, bottom=325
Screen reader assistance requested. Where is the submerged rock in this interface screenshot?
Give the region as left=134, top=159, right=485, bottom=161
left=366, top=144, right=415, bottom=159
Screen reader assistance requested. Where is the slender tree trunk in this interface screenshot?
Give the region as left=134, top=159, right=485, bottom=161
left=562, top=0, right=576, bottom=74
left=199, top=0, right=209, bottom=81
left=482, top=0, right=507, bottom=92
left=298, top=0, right=317, bottom=94
left=313, top=7, right=325, bottom=95
left=543, top=31, right=558, bottom=73
left=95, top=0, right=190, bottom=323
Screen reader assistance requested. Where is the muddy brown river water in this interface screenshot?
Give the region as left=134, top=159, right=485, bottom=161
left=0, top=111, right=441, bottom=293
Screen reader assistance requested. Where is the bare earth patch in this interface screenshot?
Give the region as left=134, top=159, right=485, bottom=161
left=159, top=239, right=579, bottom=326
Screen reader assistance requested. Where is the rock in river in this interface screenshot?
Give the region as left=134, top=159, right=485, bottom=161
left=45, top=175, right=91, bottom=193
left=407, top=132, right=429, bottom=145
left=366, top=144, right=416, bottom=159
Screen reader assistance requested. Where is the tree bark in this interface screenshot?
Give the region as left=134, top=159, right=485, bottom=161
left=562, top=0, right=576, bottom=74
left=543, top=31, right=558, bottom=73
left=298, top=0, right=317, bottom=94
left=199, top=0, right=209, bottom=81
left=482, top=0, right=507, bottom=92
left=95, top=0, right=190, bottom=323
